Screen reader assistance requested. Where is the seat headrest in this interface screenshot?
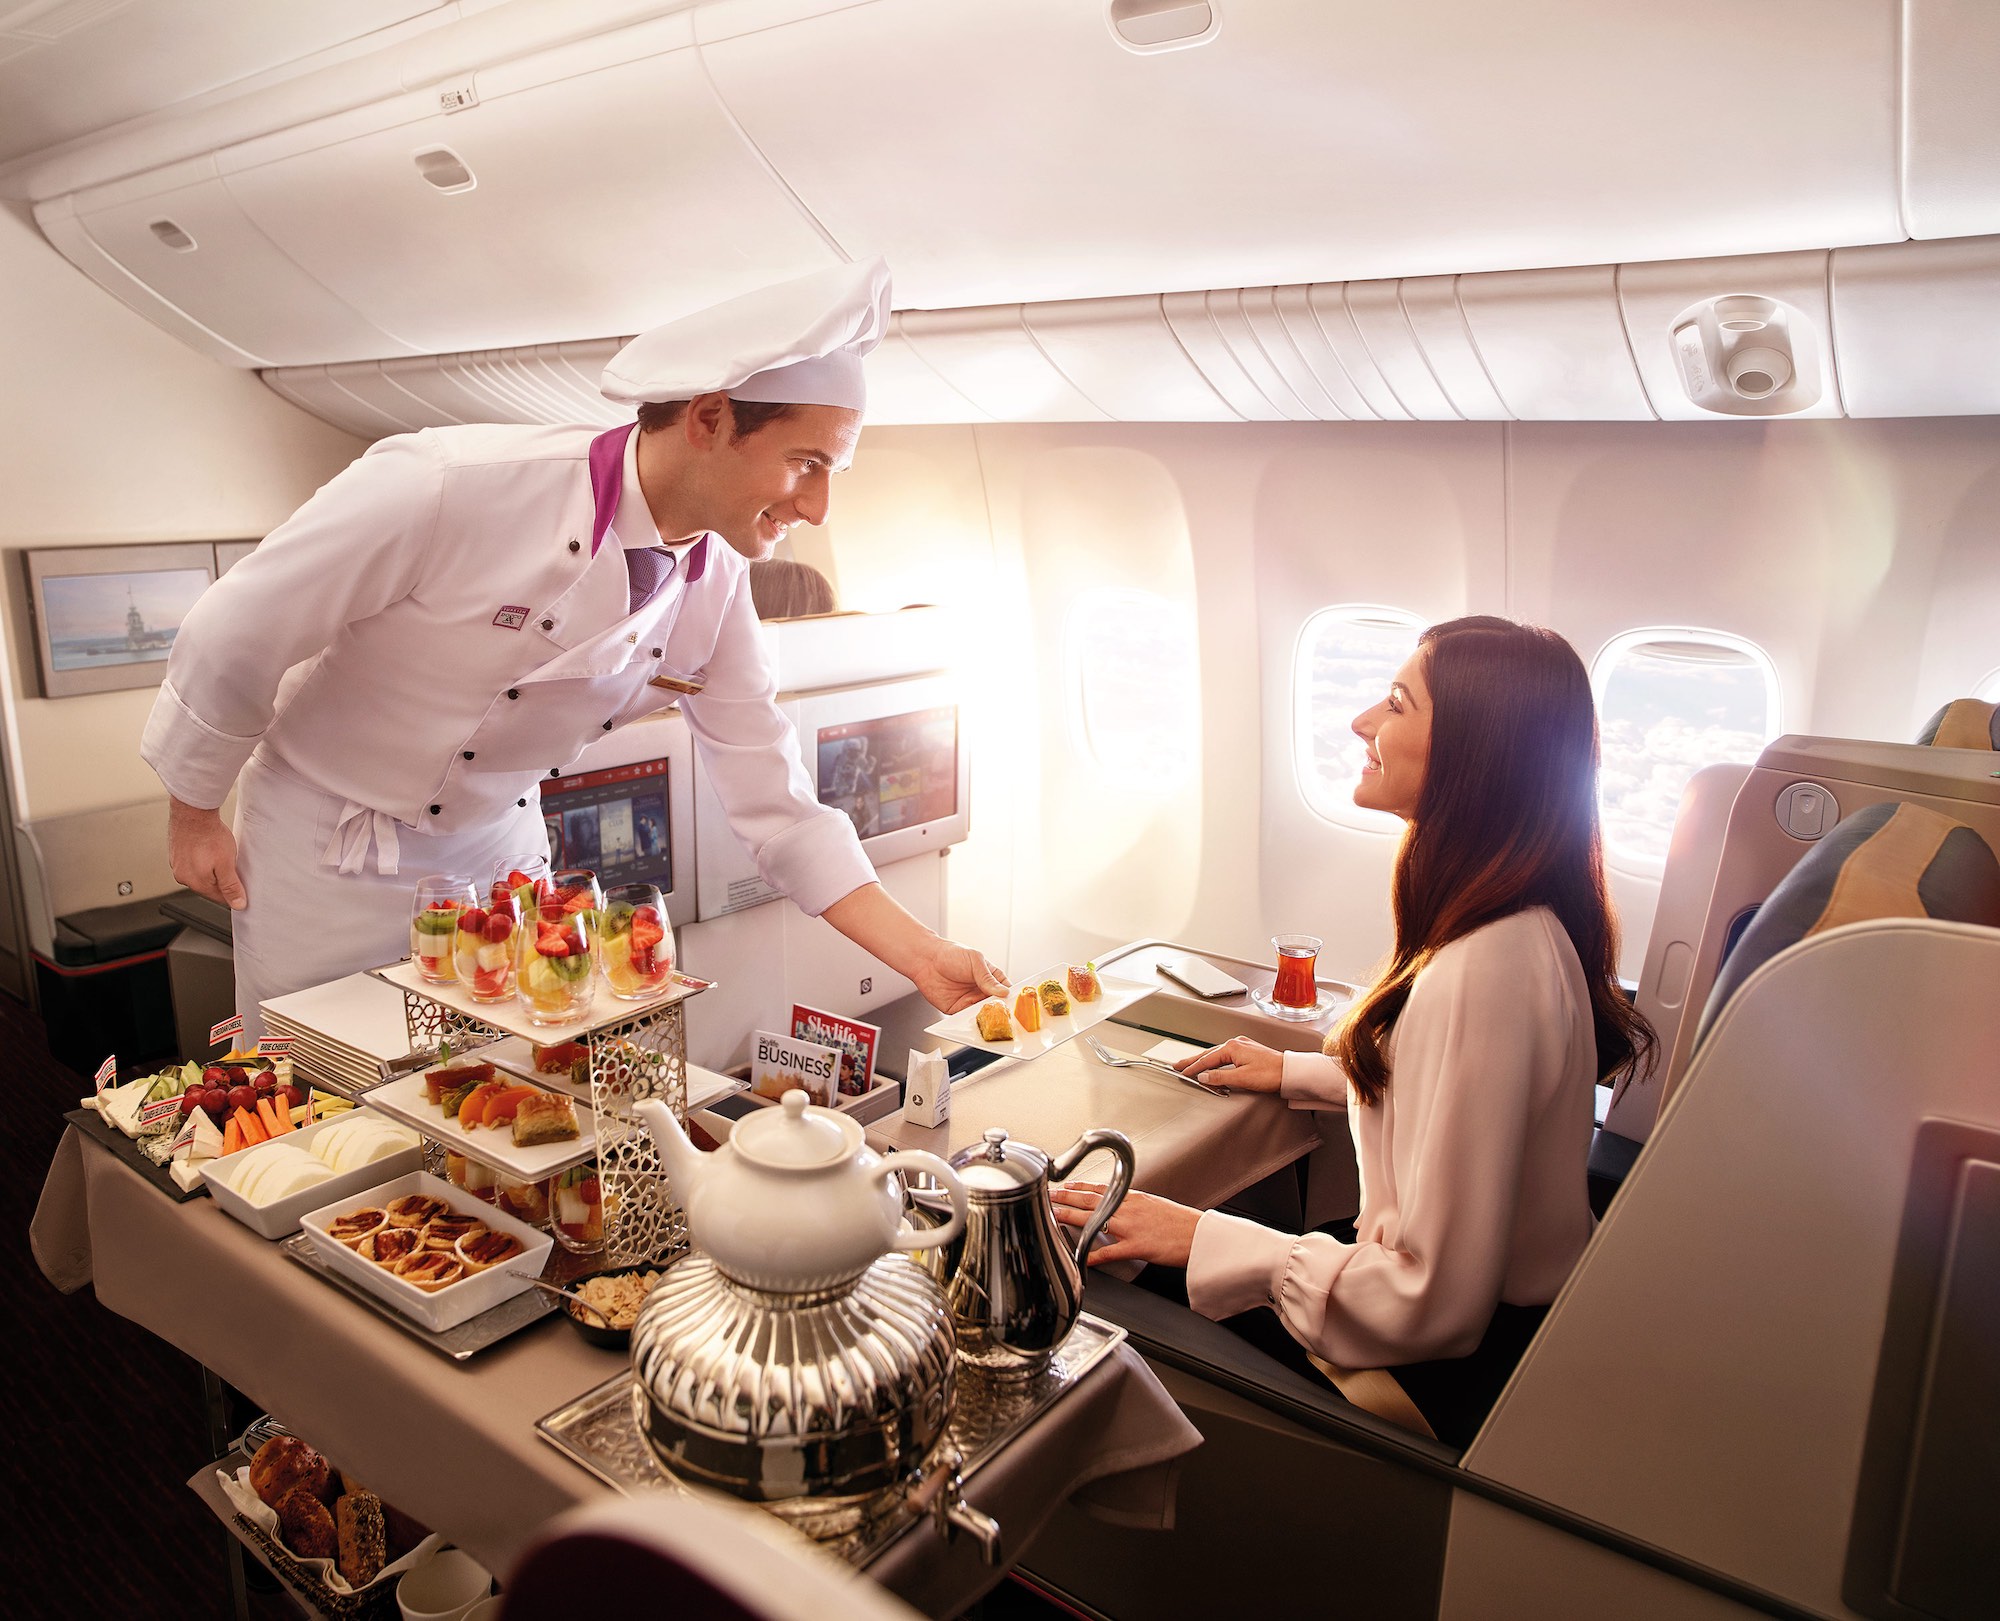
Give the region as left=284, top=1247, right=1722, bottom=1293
left=1915, top=697, right=2000, bottom=750
left=1694, top=800, right=2000, bottom=1048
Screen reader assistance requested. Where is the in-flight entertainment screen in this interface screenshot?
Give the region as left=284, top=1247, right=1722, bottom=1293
left=542, top=758, right=673, bottom=890
left=815, top=706, right=958, bottom=840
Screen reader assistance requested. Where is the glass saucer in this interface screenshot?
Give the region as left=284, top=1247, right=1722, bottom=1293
left=1251, top=987, right=1346, bottom=1022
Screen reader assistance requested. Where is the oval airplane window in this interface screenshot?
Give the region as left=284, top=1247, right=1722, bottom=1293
left=1294, top=605, right=1426, bottom=832
left=1066, top=587, right=1199, bottom=789
left=1974, top=666, right=2000, bottom=703
left=1593, top=628, right=1781, bottom=873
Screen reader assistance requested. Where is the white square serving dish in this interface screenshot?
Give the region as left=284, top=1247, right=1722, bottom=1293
left=201, top=1110, right=423, bottom=1240
left=300, top=1171, right=554, bottom=1333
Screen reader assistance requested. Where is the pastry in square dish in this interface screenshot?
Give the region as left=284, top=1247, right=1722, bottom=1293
left=326, top=1208, right=387, bottom=1248
left=394, top=1252, right=463, bottom=1292
left=455, top=1229, right=526, bottom=1273
left=385, top=1192, right=450, bottom=1229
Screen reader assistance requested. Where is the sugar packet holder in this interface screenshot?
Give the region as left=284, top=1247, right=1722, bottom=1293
left=215, top=1467, right=444, bottom=1596
left=902, top=1047, right=949, bottom=1128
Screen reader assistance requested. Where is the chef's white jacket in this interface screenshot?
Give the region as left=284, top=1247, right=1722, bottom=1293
left=1187, top=907, right=1598, bottom=1368
left=141, top=423, right=874, bottom=916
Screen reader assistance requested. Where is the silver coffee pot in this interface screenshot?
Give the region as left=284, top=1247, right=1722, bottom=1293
left=914, top=1126, right=1136, bottom=1381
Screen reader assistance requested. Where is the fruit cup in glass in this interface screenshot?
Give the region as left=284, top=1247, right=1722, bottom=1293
left=452, top=892, right=522, bottom=1003
left=491, top=855, right=552, bottom=920
left=410, top=876, right=476, bottom=983
left=545, top=868, right=603, bottom=930
left=445, top=1151, right=497, bottom=1205
left=550, top=1162, right=605, bottom=1254
left=494, top=1170, right=551, bottom=1229
left=601, top=883, right=674, bottom=999
left=517, top=905, right=596, bottom=1025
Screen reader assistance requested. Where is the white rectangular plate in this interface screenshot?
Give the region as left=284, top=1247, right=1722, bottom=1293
left=360, top=1069, right=596, bottom=1180
left=368, top=957, right=712, bottom=1043
left=478, top=1034, right=743, bottom=1113
left=299, top=1170, right=553, bottom=1334
left=924, top=968, right=1151, bottom=1062
left=201, top=1109, right=422, bottom=1240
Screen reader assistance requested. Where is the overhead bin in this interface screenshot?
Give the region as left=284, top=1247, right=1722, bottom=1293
left=698, top=0, right=1901, bottom=310
left=1902, top=0, right=2000, bottom=240
left=1833, top=237, right=2000, bottom=418
left=1616, top=251, right=1840, bottom=420
left=1455, top=266, right=1655, bottom=420
left=39, top=159, right=415, bottom=369
left=1398, top=277, right=1511, bottom=421
left=1021, top=296, right=1236, bottom=421
left=895, top=308, right=1110, bottom=422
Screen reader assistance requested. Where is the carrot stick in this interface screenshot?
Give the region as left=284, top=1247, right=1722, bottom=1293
left=221, top=1115, right=243, bottom=1155
left=256, top=1096, right=287, bottom=1137
left=235, top=1106, right=269, bottom=1147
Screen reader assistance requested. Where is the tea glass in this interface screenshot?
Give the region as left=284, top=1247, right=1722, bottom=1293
left=518, top=904, right=596, bottom=1025
left=1250, top=932, right=1327, bottom=1022
left=601, top=883, right=674, bottom=999
left=409, top=876, right=475, bottom=984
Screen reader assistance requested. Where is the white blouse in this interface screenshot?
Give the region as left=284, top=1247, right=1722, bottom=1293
left=1186, top=906, right=1598, bottom=1368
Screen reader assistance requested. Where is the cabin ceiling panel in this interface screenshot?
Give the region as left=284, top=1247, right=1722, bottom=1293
left=0, top=0, right=450, bottom=167
left=1902, top=0, right=2000, bottom=240
left=212, top=39, right=841, bottom=357
left=701, top=0, right=1901, bottom=310
left=895, top=307, right=1110, bottom=422
left=1020, top=296, right=1237, bottom=422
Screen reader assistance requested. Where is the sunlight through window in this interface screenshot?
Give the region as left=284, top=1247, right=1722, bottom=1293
left=1294, top=605, right=1425, bottom=830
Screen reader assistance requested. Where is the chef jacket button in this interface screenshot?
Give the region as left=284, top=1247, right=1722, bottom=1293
left=429, top=805, right=441, bottom=816
left=567, top=539, right=580, bottom=554
left=507, top=689, right=519, bottom=700
left=541, top=618, right=554, bottom=631
left=603, top=720, right=614, bottom=731
left=462, top=750, right=474, bottom=760
left=549, top=768, right=561, bottom=777
left=651, top=648, right=662, bottom=658
left=517, top=798, right=527, bottom=808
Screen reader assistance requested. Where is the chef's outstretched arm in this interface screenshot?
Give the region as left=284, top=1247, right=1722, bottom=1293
left=820, top=883, right=1008, bottom=1014
left=168, top=796, right=247, bottom=910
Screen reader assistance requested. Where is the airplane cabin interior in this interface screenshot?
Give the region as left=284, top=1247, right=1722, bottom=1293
left=9, top=4, right=2000, bottom=1620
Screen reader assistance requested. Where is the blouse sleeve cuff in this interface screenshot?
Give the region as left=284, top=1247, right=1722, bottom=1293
left=1279, top=1050, right=1348, bottom=1108
left=139, top=680, right=258, bottom=811
left=1186, top=1209, right=1294, bottom=1322
left=757, top=810, right=878, bottom=916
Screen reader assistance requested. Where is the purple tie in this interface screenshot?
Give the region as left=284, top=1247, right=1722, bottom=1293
left=625, top=547, right=676, bottom=615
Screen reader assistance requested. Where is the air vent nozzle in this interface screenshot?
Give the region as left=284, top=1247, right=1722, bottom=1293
left=147, top=218, right=195, bottom=252
left=1108, top=0, right=1217, bottom=52
left=413, top=148, right=476, bottom=195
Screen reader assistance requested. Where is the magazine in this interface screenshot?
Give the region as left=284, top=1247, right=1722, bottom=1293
left=791, top=1004, right=883, bottom=1097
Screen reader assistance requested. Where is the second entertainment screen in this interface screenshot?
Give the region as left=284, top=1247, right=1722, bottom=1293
left=816, top=706, right=957, bottom=839
left=541, top=758, right=672, bottom=890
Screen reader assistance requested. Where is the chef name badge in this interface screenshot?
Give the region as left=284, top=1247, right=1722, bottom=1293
left=750, top=1030, right=839, bottom=1108
left=493, top=605, right=531, bottom=630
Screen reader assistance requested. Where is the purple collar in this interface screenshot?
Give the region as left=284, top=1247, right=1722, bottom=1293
left=589, top=422, right=707, bottom=583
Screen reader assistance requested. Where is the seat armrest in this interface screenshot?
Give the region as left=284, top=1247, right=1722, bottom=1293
left=1081, top=1272, right=1464, bottom=1467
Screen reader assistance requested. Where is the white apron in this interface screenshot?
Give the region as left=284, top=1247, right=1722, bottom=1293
left=230, top=750, right=548, bottom=1038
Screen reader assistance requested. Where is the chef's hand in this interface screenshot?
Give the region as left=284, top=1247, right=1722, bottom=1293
left=1177, top=1036, right=1283, bottom=1093
left=168, top=797, right=247, bottom=910
left=1053, top=1183, right=1201, bottom=1269
left=908, top=937, right=1010, bottom=1016
left=819, top=884, right=1007, bottom=1014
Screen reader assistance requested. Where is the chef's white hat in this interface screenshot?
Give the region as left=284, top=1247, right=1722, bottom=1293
left=601, top=259, right=891, bottom=412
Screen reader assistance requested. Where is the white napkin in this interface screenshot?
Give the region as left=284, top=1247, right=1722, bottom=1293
left=216, top=1467, right=443, bottom=1595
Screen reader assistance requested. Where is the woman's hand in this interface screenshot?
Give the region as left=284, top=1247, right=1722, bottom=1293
left=1177, top=1036, right=1284, bottom=1093
left=1052, top=1183, right=1201, bottom=1269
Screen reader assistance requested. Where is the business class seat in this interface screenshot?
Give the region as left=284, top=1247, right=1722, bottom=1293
left=1914, top=697, right=2000, bottom=751
left=1030, top=806, right=2000, bottom=1620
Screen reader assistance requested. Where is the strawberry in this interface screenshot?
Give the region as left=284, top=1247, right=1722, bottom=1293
left=483, top=912, right=514, bottom=943
left=631, top=919, right=665, bottom=951
left=561, top=889, right=595, bottom=915
left=457, top=906, right=488, bottom=935
left=507, top=869, right=532, bottom=890
left=633, top=905, right=662, bottom=926
left=535, top=936, right=570, bottom=958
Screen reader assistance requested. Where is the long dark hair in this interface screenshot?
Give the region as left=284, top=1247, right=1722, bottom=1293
left=1330, top=616, right=1655, bottom=1105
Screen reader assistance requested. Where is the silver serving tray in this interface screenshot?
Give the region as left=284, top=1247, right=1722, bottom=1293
left=280, top=1231, right=556, bottom=1361
left=535, top=1313, right=1126, bottom=1566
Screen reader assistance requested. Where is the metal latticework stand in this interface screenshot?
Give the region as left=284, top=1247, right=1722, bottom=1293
left=394, top=984, right=694, bottom=1265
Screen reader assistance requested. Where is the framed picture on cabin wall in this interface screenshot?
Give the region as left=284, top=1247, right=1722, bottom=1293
left=19, top=540, right=254, bottom=698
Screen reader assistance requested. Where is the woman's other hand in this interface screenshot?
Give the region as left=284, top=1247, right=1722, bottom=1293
left=1177, top=1036, right=1284, bottom=1093
left=1052, top=1183, right=1201, bottom=1268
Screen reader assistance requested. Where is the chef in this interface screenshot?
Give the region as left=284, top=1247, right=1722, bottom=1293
left=142, top=260, right=1007, bottom=1033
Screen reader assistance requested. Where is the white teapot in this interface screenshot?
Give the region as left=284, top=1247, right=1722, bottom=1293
left=634, top=1089, right=967, bottom=1293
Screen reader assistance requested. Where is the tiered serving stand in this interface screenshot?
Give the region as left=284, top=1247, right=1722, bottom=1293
left=365, top=958, right=711, bottom=1265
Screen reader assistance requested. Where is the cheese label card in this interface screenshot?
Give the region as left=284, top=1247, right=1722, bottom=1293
left=139, top=1093, right=183, bottom=1127
left=210, top=1014, right=245, bottom=1047
left=791, top=1004, right=882, bottom=1097
left=94, top=1053, right=116, bottom=1094
left=750, top=1030, right=839, bottom=1107
left=258, top=1036, right=295, bottom=1056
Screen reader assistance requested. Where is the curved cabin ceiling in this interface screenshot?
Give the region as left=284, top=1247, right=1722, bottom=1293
left=4, top=0, right=1999, bottom=423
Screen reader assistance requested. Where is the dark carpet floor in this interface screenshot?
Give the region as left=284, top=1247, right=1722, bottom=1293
left=9, top=989, right=1083, bottom=1621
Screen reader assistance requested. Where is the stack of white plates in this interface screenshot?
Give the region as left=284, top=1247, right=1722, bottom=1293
left=260, top=973, right=413, bottom=1098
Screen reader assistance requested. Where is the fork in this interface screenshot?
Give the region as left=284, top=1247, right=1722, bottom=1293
left=1080, top=1033, right=1231, bottom=1096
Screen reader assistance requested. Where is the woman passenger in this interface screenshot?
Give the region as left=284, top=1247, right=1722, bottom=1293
left=1055, top=615, right=1654, bottom=1446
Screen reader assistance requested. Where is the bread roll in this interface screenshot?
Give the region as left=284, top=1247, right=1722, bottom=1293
left=275, top=1484, right=337, bottom=1560
left=249, top=1435, right=330, bottom=1510
left=335, top=1491, right=386, bottom=1587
